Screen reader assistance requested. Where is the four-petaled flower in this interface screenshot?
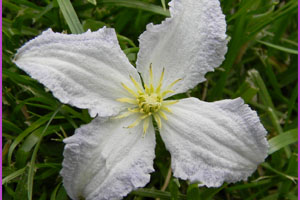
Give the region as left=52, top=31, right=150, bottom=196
left=14, top=0, right=268, bottom=199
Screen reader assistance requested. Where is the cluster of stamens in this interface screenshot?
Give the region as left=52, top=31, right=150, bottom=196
left=115, top=64, right=181, bottom=135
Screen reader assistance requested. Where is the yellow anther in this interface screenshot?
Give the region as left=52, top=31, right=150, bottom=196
left=121, top=83, right=138, bottom=97
left=116, top=98, right=137, bottom=104
left=116, top=64, right=181, bottom=136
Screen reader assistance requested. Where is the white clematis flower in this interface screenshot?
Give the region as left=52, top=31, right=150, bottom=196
left=14, top=0, right=268, bottom=199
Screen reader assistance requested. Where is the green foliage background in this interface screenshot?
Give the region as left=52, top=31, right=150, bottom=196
left=2, top=0, right=298, bottom=199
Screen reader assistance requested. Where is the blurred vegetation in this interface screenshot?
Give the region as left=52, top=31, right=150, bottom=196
left=2, top=0, right=298, bottom=199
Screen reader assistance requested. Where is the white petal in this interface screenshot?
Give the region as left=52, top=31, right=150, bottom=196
left=160, top=98, right=268, bottom=187
left=14, top=28, right=141, bottom=117
left=137, top=0, right=227, bottom=96
left=61, top=116, right=156, bottom=200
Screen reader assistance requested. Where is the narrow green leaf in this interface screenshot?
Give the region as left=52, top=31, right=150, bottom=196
left=14, top=167, right=28, bottom=200
left=267, top=107, right=291, bottom=157
left=187, top=184, right=201, bottom=200
left=16, top=124, right=71, bottom=167
left=57, top=0, right=84, bottom=34
left=169, top=179, right=179, bottom=200
left=8, top=112, right=56, bottom=165
left=161, top=0, right=166, bottom=10
left=248, top=1, right=297, bottom=38
left=55, top=185, right=68, bottom=200
left=102, top=0, right=170, bottom=16
left=234, top=81, right=259, bottom=102
left=209, top=9, right=246, bottom=100
left=248, top=69, right=275, bottom=109
left=87, top=0, right=97, bottom=5
left=131, top=188, right=186, bottom=199
left=27, top=105, right=62, bottom=200
left=123, top=47, right=139, bottom=55
left=50, top=183, right=62, bottom=200
left=284, top=85, right=298, bottom=129
left=3, top=119, right=23, bottom=134
left=226, top=179, right=272, bottom=191
left=200, top=184, right=227, bottom=200
left=257, top=40, right=298, bottom=55
left=279, top=154, right=298, bottom=196
left=35, top=168, right=59, bottom=180
left=2, top=167, right=26, bottom=185
left=267, top=107, right=284, bottom=134
left=261, top=163, right=298, bottom=183
left=82, top=19, right=106, bottom=32
left=117, top=34, right=137, bottom=47
left=38, top=190, right=47, bottom=200
left=268, top=129, right=298, bottom=154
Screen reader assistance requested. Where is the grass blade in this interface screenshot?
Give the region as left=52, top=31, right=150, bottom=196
left=27, top=105, right=62, bottom=200
left=131, top=188, right=186, bottom=199
left=257, top=40, right=298, bottom=55
left=261, top=163, right=298, bottom=183
left=2, top=167, right=26, bottom=185
left=50, top=183, right=62, bottom=200
left=57, top=0, right=84, bottom=34
left=248, top=69, right=275, bottom=109
left=87, top=0, right=97, bottom=5
left=7, top=112, right=59, bottom=165
left=268, top=129, right=298, bottom=154
left=161, top=0, right=166, bottom=10
left=101, top=0, right=170, bottom=16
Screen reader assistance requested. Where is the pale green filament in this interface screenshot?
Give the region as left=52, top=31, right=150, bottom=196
left=116, top=64, right=181, bottom=135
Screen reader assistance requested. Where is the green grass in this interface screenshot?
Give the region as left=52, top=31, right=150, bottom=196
left=2, top=0, right=298, bottom=199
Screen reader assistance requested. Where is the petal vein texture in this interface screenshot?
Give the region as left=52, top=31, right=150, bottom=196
left=14, top=28, right=141, bottom=117
left=137, top=0, right=228, bottom=96
left=61, top=116, right=156, bottom=200
left=160, top=98, right=268, bottom=187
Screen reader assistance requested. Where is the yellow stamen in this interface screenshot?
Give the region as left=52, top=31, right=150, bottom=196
left=116, top=63, right=182, bottom=136
left=149, top=63, right=153, bottom=85
left=128, top=108, right=140, bottom=113
left=121, top=83, right=138, bottom=97
left=116, top=98, right=137, bottom=104
left=153, top=114, right=162, bottom=129
left=162, top=100, right=179, bottom=106
left=144, top=83, right=150, bottom=94
left=156, top=68, right=165, bottom=93
left=113, top=111, right=134, bottom=119
left=143, top=117, right=150, bottom=135
left=130, top=75, right=143, bottom=93
left=127, top=115, right=148, bottom=129
left=162, top=90, right=175, bottom=97
left=161, top=106, right=172, bottom=113
left=166, top=78, right=182, bottom=90
left=149, top=64, right=155, bottom=93
left=158, top=111, right=168, bottom=120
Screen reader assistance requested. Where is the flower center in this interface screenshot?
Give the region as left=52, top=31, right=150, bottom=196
left=138, top=93, right=162, bottom=114
left=115, top=64, right=181, bottom=136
